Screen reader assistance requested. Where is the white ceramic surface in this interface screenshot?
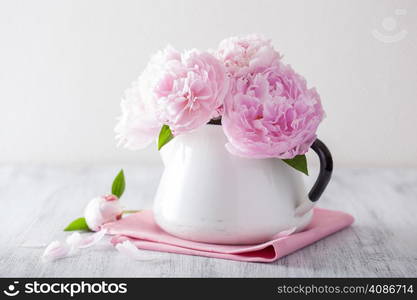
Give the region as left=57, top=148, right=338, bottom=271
left=153, top=125, right=314, bottom=244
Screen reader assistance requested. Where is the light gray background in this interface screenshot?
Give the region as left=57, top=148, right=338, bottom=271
left=1, top=0, right=416, bottom=166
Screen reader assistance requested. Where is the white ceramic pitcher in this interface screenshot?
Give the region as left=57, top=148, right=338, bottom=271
left=153, top=124, right=332, bottom=244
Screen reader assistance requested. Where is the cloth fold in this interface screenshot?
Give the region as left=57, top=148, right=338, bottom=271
left=103, top=208, right=354, bottom=262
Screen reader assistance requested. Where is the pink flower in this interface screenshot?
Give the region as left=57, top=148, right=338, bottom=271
left=222, top=62, right=325, bottom=159
left=145, top=46, right=229, bottom=134
left=216, top=34, right=281, bottom=77
left=84, top=195, right=123, bottom=231
left=115, top=78, right=161, bottom=150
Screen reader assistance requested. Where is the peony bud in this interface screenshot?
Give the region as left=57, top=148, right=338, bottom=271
left=84, top=195, right=123, bottom=231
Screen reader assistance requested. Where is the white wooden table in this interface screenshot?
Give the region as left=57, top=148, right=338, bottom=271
left=1, top=164, right=416, bottom=277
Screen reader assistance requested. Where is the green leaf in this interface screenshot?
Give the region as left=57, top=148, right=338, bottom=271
left=158, top=125, right=174, bottom=150
left=282, top=155, right=309, bottom=175
left=64, top=217, right=90, bottom=231
left=112, top=169, right=126, bottom=198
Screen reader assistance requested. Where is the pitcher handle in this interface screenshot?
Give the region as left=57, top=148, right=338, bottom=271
left=295, top=138, right=333, bottom=216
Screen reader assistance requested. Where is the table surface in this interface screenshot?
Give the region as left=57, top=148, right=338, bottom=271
left=1, top=164, right=416, bottom=277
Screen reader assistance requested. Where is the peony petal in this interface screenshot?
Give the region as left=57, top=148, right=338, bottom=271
left=41, top=229, right=108, bottom=262
left=66, top=232, right=83, bottom=249
left=77, top=228, right=107, bottom=249
left=42, top=241, right=71, bottom=262
left=115, top=240, right=157, bottom=261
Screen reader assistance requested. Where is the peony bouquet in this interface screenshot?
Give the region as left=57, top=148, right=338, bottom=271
left=44, top=35, right=326, bottom=261
left=115, top=35, right=325, bottom=174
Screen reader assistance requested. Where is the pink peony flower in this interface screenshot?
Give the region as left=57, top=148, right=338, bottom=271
left=216, top=34, right=281, bottom=77
left=115, top=78, right=161, bottom=150
left=144, top=46, right=229, bottom=134
left=222, top=62, right=325, bottom=159
left=84, top=195, right=123, bottom=231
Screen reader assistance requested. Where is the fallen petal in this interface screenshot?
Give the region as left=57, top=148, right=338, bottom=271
left=115, top=240, right=156, bottom=261
left=78, top=228, right=107, bottom=249
left=42, top=241, right=71, bottom=262
left=66, top=232, right=83, bottom=248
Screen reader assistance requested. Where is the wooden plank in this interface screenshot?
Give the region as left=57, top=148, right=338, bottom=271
left=0, top=165, right=416, bottom=277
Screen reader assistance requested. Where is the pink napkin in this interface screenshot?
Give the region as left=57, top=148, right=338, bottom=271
left=103, top=208, right=354, bottom=263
